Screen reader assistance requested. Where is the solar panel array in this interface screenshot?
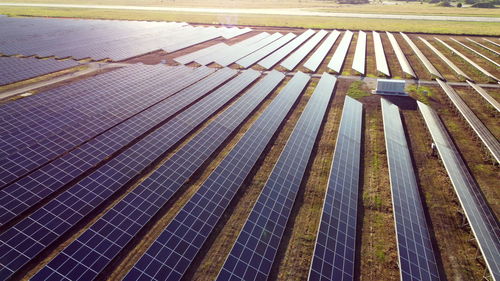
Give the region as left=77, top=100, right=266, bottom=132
left=303, top=30, right=340, bottom=72
left=0, top=68, right=258, bottom=280
left=466, top=38, right=500, bottom=56
left=450, top=38, right=499, bottom=68
left=436, top=79, right=500, bottom=163
left=417, top=102, right=500, bottom=281
left=237, top=33, right=297, bottom=68
left=0, top=16, right=251, bottom=61
left=0, top=67, right=232, bottom=228
left=123, top=71, right=313, bottom=281
left=381, top=98, right=441, bottom=281
left=418, top=37, right=470, bottom=80
left=352, top=31, right=367, bottom=74
left=173, top=42, right=228, bottom=65
left=386, top=32, right=416, bottom=78
left=400, top=33, right=443, bottom=79
left=217, top=72, right=335, bottom=281
left=327, top=30, right=354, bottom=73
left=308, top=96, right=363, bottom=281
left=32, top=69, right=271, bottom=281
left=0, top=57, right=80, bottom=86
left=435, top=38, right=499, bottom=81
left=372, top=31, right=390, bottom=76
left=466, top=80, right=500, bottom=112
left=258, top=29, right=316, bottom=69
left=280, top=30, right=328, bottom=71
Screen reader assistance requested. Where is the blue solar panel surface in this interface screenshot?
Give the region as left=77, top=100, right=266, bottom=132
left=216, top=72, right=336, bottom=281
left=308, top=96, right=363, bottom=281
left=381, top=98, right=440, bottom=281
left=123, top=71, right=309, bottom=281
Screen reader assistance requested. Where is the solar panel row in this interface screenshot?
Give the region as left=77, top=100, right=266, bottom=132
left=351, top=31, right=367, bottom=75
left=308, top=96, right=363, bottom=281
left=327, top=30, right=353, bottom=73
left=417, top=102, right=500, bottom=281
left=217, top=72, right=335, bottom=281
left=482, top=38, right=500, bottom=48
left=372, top=31, right=390, bottom=77
left=258, top=29, right=316, bottom=69
left=436, top=79, right=500, bottom=163
left=381, top=98, right=441, bottom=281
left=173, top=42, right=229, bottom=65
left=0, top=66, right=199, bottom=187
left=466, top=38, right=500, bottom=56
left=450, top=38, right=499, bottom=68
left=216, top=33, right=283, bottom=67
left=237, top=33, right=297, bottom=69
left=0, top=69, right=256, bottom=280
left=0, top=67, right=233, bottom=228
left=400, top=33, right=443, bottom=79
left=418, top=37, right=470, bottom=80
left=280, top=30, right=328, bottom=71
left=0, top=57, right=80, bottom=86
left=32, top=69, right=269, bottom=281
left=122, top=71, right=312, bottom=281
left=386, top=32, right=416, bottom=78
left=466, top=81, right=500, bottom=112
left=303, top=30, right=341, bottom=72
left=435, top=38, right=498, bottom=82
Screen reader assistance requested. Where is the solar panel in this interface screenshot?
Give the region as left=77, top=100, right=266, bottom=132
left=258, top=29, right=316, bottom=69
left=381, top=98, right=441, bottom=281
left=372, top=31, right=390, bottom=76
left=303, top=30, right=341, bottom=72
left=482, top=38, right=500, bottom=48
left=400, top=33, right=443, bottom=79
left=204, top=32, right=271, bottom=66
left=280, top=30, right=328, bottom=71
left=216, top=72, right=336, bottom=281
left=436, top=79, right=500, bottom=163
left=435, top=38, right=498, bottom=82
left=174, top=43, right=228, bottom=65
left=237, top=33, right=297, bottom=69
left=450, top=37, right=499, bottom=68
left=327, top=30, right=354, bottom=73
left=122, top=72, right=313, bottom=281
left=466, top=38, right=500, bottom=56
left=215, top=32, right=283, bottom=67
left=386, top=32, right=416, bottom=78
left=0, top=69, right=257, bottom=280
left=308, top=96, right=363, bottom=281
left=466, top=80, right=500, bottom=112
left=351, top=31, right=366, bottom=74
left=0, top=67, right=233, bottom=228
left=0, top=57, right=80, bottom=86
left=31, top=69, right=270, bottom=281
left=417, top=101, right=500, bottom=281
left=418, top=37, right=470, bottom=80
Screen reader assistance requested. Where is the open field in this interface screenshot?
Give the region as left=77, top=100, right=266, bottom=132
left=0, top=16, right=499, bottom=281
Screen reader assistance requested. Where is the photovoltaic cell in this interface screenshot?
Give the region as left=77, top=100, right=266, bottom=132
left=216, top=72, right=336, bottom=281
left=436, top=79, right=500, bottom=163
left=308, top=96, right=363, bottom=281
left=237, top=33, right=297, bottom=69
left=418, top=37, right=470, bottom=80
left=372, top=31, right=390, bottom=76
left=351, top=31, right=366, bottom=74
left=435, top=38, right=498, bottom=81
left=280, top=30, right=328, bottom=71
left=418, top=101, right=500, bottom=281
left=400, top=33, right=443, bottom=79
left=381, top=98, right=441, bottom=281
left=386, top=32, right=416, bottom=78
left=122, top=71, right=312, bottom=281
left=0, top=69, right=255, bottom=280
left=173, top=43, right=228, bottom=65
left=327, top=30, right=353, bottom=73
left=32, top=69, right=267, bottom=281
left=258, top=29, right=316, bottom=69
left=450, top=38, right=499, bottom=68
left=466, top=80, right=500, bottom=112
left=0, top=57, right=79, bottom=86
left=466, top=38, right=500, bottom=56
left=303, top=30, right=341, bottom=72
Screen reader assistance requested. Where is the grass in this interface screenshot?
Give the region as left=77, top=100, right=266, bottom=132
left=407, top=84, right=434, bottom=105
left=347, top=81, right=371, bottom=99
left=0, top=6, right=499, bottom=35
